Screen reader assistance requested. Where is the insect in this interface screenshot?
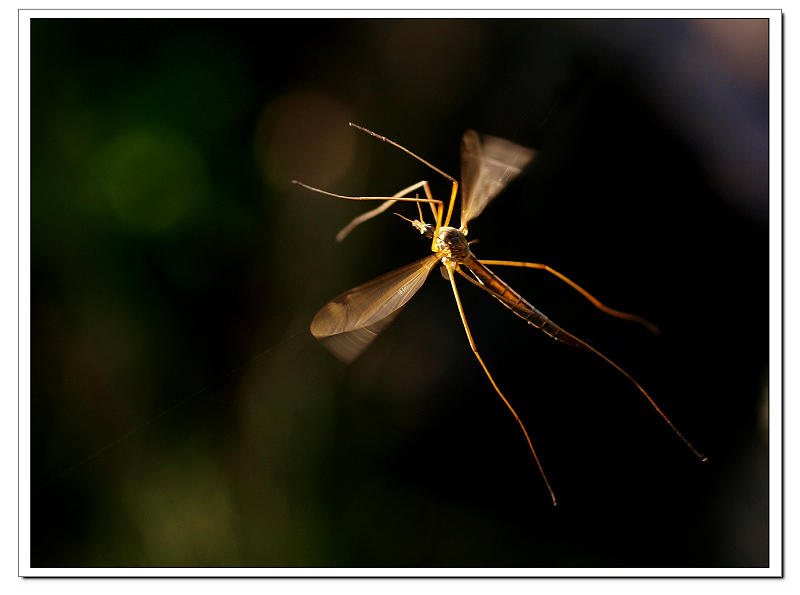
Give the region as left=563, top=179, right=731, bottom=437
left=293, top=123, right=705, bottom=505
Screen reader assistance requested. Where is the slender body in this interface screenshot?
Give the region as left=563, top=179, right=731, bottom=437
left=294, top=124, right=705, bottom=505
left=465, top=254, right=589, bottom=350
left=435, top=225, right=587, bottom=350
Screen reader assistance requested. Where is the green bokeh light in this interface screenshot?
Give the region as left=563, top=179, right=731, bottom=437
left=94, top=127, right=209, bottom=234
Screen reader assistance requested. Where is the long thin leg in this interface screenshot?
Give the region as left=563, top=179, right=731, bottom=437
left=291, top=180, right=443, bottom=250
left=479, top=259, right=660, bottom=334
left=443, top=261, right=557, bottom=505
left=570, top=333, right=708, bottom=461
left=335, top=200, right=396, bottom=242
left=349, top=123, right=460, bottom=231
left=333, top=180, right=438, bottom=242
left=453, top=266, right=706, bottom=462
left=442, top=177, right=459, bottom=230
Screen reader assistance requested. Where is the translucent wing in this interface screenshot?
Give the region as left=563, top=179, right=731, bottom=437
left=310, top=253, right=441, bottom=363
left=460, top=130, right=536, bottom=229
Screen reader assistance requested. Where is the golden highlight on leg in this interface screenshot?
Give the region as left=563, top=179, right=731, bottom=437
left=454, top=260, right=704, bottom=462
left=334, top=180, right=433, bottom=242
left=290, top=180, right=444, bottom=243
left=444, top=262, right=557, bottom=505
left=566, top=333, right=707, bottom=461
left=335, top=200, right=397, bottom=242
left=479, top=260, right=661, bottom=334
left=443, top=180, right=459, bottom=229
left=347, top=124, right=459, bottom=250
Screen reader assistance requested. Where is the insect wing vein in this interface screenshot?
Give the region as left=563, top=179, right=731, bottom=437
left=310, top=253, right=441, bottom=363
left=460, top=130, right=536, bottom=227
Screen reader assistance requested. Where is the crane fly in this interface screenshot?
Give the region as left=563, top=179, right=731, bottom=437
left=293, top=123, right=705, bottom=505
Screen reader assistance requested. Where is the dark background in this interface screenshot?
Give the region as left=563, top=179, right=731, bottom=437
left=30, top=17, right=769, bottom=568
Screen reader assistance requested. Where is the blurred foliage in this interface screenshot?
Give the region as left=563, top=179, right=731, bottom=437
left=30, top=18, right=769, bottom=568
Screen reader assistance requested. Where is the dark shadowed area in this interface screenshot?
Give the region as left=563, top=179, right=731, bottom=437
left=29, top=17, right=769, bottom=568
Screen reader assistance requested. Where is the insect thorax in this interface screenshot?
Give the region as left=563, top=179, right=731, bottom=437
left=436, top=226, right=471, bottom=261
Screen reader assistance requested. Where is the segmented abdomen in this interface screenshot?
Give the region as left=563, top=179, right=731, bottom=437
left=463, top=256, right=590, bottom=351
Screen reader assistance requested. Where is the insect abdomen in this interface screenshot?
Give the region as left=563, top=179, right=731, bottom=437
left=467, top=257, right=590, bottom=351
